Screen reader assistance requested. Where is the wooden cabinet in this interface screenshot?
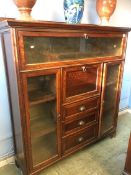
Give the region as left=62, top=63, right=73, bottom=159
left=0, top=19, right=130, bottom=175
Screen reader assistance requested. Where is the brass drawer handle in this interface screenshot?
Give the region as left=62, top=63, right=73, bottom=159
left=78, top=137, right=84, bottom=143
left=81, top=66, right=87, bottom=72
left=78, top=120, right=85, bottom=126
left=79, top=105, right=86, bottom=112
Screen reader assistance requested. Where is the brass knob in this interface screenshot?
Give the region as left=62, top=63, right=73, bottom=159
left=79, top=105, right=86, bottom=112
left=113, top=44, right=117, bottom=48
left=83, top=34, right=88, bottom=39
left=78, top=137, right=84, bottom=142
left=81, top=66, right=86, bottom=72
left=78, top=120, right=85, bottom=126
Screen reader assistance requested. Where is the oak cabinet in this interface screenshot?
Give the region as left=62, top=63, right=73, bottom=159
left=0, top=20, right=130, bottom=175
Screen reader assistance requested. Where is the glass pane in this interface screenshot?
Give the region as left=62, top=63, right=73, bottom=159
left=101, top=64, right=120, bottom=134
left=66, top=67, right=97, bottom=97
left=23, top=36, right=122, bottom=64
left=27, top=74, right=58, bottom=166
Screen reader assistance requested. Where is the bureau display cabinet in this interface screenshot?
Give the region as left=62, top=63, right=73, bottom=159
left=0, top=20, right=130, bottom=175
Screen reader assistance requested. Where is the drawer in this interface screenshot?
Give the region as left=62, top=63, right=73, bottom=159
left=63, top=110, right=98, bottom=136
left=63, top=97, right=99, bottom=120
left=62, top=63, right=102, bottom=103
left=62, top=124, right=98, bottom=154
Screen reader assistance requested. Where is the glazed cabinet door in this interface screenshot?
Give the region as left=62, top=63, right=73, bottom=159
left=22, top=69, right=61, bottom=171
left=100, top=61, right=124, bottom=136
left=17, top=31, right=124, bottom=70
left=62, top=63, right=102, bottom=103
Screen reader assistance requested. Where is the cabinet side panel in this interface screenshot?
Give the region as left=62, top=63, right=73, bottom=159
left=3, top=31, right=27, bottom=174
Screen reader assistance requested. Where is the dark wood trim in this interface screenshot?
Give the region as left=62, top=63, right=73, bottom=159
left=0, top=19, right=131, bottom=33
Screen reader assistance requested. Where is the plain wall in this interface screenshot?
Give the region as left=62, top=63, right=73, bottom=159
left=0, top=0, right=131, bottom=159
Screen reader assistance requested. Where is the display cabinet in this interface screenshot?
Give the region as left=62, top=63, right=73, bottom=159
left=0, top=19, right=130, bottom=175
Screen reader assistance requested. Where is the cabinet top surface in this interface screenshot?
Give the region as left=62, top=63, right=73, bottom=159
left=0, top=19, right=131, bottom=33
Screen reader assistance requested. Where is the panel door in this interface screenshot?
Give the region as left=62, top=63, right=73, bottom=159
left=22, top=69, right=61, bottom=171
left=99, top=61, right=124, bottom=136
left=17, top=31, right=124, bottom=70
left=62, top=63, right=102, bottom=103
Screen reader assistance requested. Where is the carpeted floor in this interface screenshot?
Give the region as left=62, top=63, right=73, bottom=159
left=0, top=112, right=131, bottom=175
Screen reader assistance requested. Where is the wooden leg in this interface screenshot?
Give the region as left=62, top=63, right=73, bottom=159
left=122, top=171, right=130, bottom=175
left=109, top=131, right=116, bottom=138
left=15, top=159, right=19, bottom=168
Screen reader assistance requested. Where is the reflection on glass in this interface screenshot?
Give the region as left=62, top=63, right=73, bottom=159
left=101, top=64, right=120, bottom=134
left=27, top=75, right=58, bottom=166
left=24, top=36, right=122, bottom=64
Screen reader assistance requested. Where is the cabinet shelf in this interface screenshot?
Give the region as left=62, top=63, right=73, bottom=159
left=42, top=52, right=92, bottom=60
left=29, top=90, right=56, bottom=106
left=31, top=117, right=56, bottom=138
left=2, top=19, right=128, bottom=175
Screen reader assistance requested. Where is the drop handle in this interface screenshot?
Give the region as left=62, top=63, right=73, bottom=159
left=78, top=120, right=85, bottom=126
left=79, top=105, right=86, bottom=112
left=78, top=137, right=84, bottom=143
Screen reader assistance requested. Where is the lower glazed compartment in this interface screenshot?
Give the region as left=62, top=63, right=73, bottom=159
left=62, top=124, right=98, bottom=154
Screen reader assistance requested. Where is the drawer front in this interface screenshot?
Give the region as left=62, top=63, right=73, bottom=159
left=62, top=124, right=98, bottom=154
left=62, top=63, right=102, bottom=103
left=63, top=97, right=99, bottom=120
left=63, top=110, right=98, bottom=135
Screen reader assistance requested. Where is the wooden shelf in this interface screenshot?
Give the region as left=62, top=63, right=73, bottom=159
left=29, top=90, right=56, bottom=106
left=32, top=132, right=57, bottom=166
left=31, top=117, right=56, bottom=138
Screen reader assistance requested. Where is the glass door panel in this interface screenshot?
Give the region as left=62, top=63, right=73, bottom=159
left=100, top=62, right=122, bottom=135
left=27, top=74, right=58, bottom=166
left=63, top=64, right=102, bottom=102
left=23, top=35, right=123, bottom=64
left=66, top=67, right=97, bottom=97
